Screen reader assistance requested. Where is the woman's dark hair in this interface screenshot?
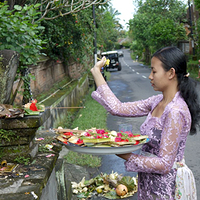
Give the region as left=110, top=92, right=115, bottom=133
left=152, top=46, right=200, bottom=134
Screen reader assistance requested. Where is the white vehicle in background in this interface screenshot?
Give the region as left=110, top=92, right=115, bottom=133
left=101, top=51, right=122, bottom=71
left=118, top=50, right=124, bottom=57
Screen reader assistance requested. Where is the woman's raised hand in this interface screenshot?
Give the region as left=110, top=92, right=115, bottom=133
left=93, top=56, right=106, bottom=71
left=91, top=56, right=107, bottom=87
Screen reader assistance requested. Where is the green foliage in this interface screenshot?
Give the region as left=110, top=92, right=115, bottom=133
left=14, top=156, right=30, bottom=165
left=95, top=5, right=123, bottom=51
left=0, top=3, right=45, bottom=68
left=193, top=0, right=200, bottom=56
left=194, top=0, right=200, bottom=11
left=119, top=176, right=136, bottom=191
left=129, top=0, right=187, bottom=63
left=0, top=129, right=18, bottom=142
left=41, top=11, right=93, bottom=63
left=41, top=3, right=123, bottom=63
left=0, top=2, right=46, bottom=101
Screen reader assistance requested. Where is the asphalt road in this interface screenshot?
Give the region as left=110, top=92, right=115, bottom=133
left=96, top=49, right=200, bottom=199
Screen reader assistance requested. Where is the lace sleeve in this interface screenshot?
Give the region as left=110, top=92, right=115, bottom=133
left=125, top=109, right=185, bottom=174
left=91, top=84, right=157, bottom=117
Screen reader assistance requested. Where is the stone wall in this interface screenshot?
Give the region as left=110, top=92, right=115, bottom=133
left=13, top=56, right=93, bottom=105
left=13, top=55, right=93, bottom=105
left=29, top=59, right=66, bottom=97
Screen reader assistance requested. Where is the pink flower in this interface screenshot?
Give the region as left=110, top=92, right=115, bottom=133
left=117, top=133, right=122, bottom=137
left=84, top=132, right=91, bottom=136
left=128, top=133, right=134, bottom=137
left=115, top=137, right=122, bottom=142
left=96, top=129, right=105, bottom=134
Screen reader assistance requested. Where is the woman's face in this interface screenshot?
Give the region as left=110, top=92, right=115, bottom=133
left=149, top=57, right=170, bottom=92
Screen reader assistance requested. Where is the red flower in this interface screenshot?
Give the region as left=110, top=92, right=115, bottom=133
left=75, top=20, right=78, bottom=23
left=63, top=132, right=73, bottom=136
left=94, top=135, right=103, bottom=139
left=133, top=134, right=140, bottom=137
left=76, top=138, right=83, bottom=145
left=30, top=99, right=38, bottom=111
left=84, top=132, right=91, bottom=136
left=134, top=141, right=140, bottom=145
left=115, top=137, right=122, bottom=142
left=96, top=129, right=105, bottom=134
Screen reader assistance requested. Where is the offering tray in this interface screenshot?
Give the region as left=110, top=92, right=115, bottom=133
left=55, top=128, right=150, bottom=155
left=60, top=140, right=149, bottom=155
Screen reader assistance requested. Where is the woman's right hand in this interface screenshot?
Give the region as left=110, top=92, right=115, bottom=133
left=91, top=56, right=106, bottom=72
left=90, top=56, right=107, bottom=88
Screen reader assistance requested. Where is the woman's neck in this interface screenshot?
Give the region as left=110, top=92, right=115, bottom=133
left=162, top=87, right=178, bottom=104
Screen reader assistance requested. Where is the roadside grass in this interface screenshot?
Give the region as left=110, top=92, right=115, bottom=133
left=64, top=152, right=101, bottom=168
left=71, top=88, right=108, bottom=130
left=61, top=86, right=108, bottom=168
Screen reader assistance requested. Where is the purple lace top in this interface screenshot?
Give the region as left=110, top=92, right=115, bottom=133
left=91, top=84, right=191, bottom=200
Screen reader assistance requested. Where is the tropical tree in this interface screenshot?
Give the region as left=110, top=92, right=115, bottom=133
left=129, top=0, right=187, bottom=63
left=193, top=0, right=200, bottom=55
left=95, top=5, right=123, bottom=51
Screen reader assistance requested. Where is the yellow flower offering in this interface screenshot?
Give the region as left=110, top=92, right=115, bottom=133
left=97, top=57, right=110, bottom=66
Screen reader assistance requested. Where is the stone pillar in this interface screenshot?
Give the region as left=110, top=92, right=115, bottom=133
left=0, top=50, right=19, bottom=104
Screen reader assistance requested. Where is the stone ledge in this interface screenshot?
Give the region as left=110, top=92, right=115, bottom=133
left=0, top=139, right=61, bottom=200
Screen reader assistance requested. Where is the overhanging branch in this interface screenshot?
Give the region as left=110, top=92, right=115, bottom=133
left=33, top=0, right=110, bottom=21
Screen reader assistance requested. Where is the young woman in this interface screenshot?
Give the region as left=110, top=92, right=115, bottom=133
left=91, top=46, right=200, bottom=200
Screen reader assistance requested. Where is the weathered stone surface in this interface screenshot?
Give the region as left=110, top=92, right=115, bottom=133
left=0, top=146, right=59, bottom=199
left=0, top=50, right=19, bottom=104
left=0, top=74, right=91, bottom=200
left=0, top=116, right=42, bottom=129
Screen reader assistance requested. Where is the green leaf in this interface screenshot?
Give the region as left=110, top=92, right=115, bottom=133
left=14, top=5, right=22, bottom=11
left=119, top=176, right=136, bottom=192
left=104, top=190, right=120, bottom=199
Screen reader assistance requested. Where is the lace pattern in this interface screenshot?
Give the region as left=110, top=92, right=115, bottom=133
left=91, top=84, right=193, bottom=200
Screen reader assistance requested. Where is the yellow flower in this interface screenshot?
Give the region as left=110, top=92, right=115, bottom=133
left=105, top=59, right=110, bottom=66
